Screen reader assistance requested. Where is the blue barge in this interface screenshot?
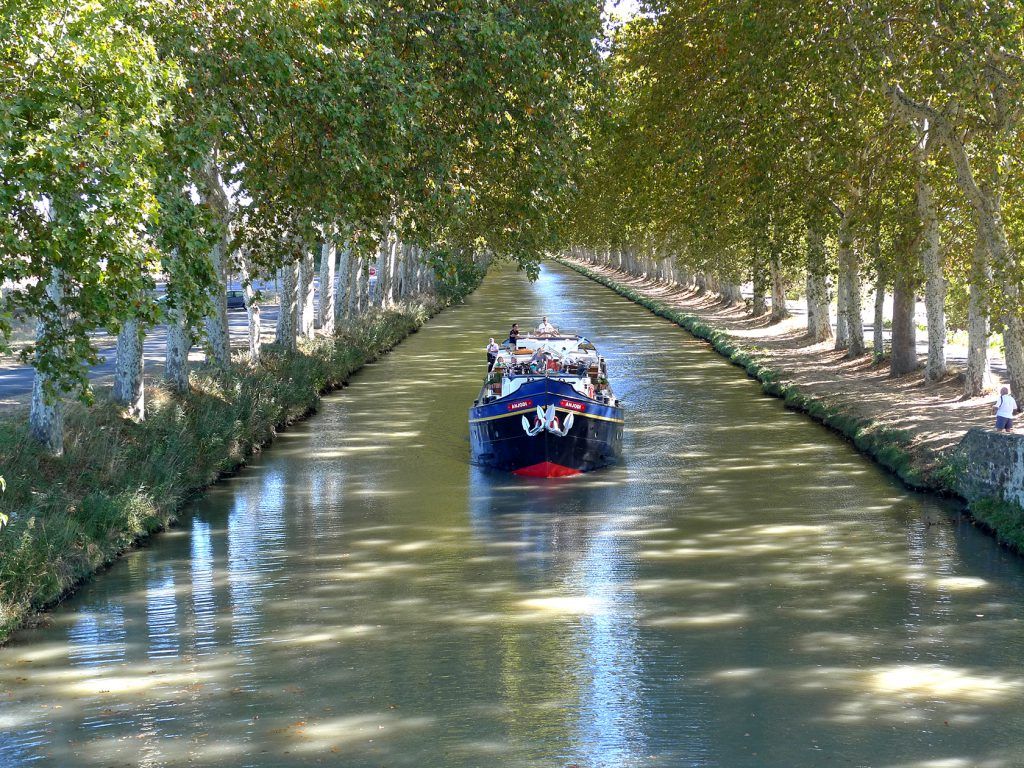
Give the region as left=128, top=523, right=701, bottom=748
left=469, top=333, right=624, bottom=477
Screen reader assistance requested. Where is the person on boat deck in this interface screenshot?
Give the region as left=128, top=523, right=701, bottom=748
left=536, top=316, right=557, bottom=334
left=486, top=338, right=500, bottom=367
left=576, top=359, right=588, bottom=377
left=529, top=349, right=551, bottom=372
left=507, top=323, right=520, bottom=347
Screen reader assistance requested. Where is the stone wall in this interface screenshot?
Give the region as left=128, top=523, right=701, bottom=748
left=954, top=428, right=1024, bottom=507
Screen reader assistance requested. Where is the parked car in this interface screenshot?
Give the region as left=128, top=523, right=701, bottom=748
left=226, top=289, right=247, bottom=310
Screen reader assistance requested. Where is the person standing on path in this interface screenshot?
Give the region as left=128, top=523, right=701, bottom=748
left=995, top=386, right=1018, bottom=432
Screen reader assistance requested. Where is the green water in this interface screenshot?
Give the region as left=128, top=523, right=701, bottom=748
left=2, top=262, right=1024, bottom=767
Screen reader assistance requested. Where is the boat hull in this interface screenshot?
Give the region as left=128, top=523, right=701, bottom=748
left=469, top=379, right=623, bottom=477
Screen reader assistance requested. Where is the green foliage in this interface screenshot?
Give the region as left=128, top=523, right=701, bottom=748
left=932, top=452, right=969, bottom=495
left=0, top=0, right=175, bottom=399
left=970, top=498, right=1024, bottom=554
left=1, top=0, right=601, bottom=410
left=563, top=1, right=1024, bottom=343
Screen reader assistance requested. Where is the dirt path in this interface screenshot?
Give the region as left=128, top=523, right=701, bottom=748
left=567, top=258, right=1005, bottom=469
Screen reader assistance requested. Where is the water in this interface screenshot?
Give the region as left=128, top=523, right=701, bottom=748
left=3, top=262, right=1024, bottom=768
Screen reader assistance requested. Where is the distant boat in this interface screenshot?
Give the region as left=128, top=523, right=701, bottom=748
left=469, top=331, right=624, bottom=477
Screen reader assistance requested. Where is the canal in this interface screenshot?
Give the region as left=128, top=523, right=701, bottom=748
left=3, top=262, right=1024, bottom=767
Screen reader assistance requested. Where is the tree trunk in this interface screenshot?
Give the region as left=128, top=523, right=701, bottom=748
left=199, top=159, right=231, bottom=369
left=204, top=234, right=230, bottom=367
left=934, top=129, right=1024, bottom=398
left=28, top=267, right=66, bottom=455
left=277, top=259, right=299, bottom=350
left=890, top=270, right=918, bottom=376
left=384, top=236, right=398, bottom=305
left=1003, top=315, right=1024, bottom=405
left=751, top=250, right=767, bottom=316
left=112, top=315, right=145, bottom=420
left=835, top=211, right=852, bottom=350
left=319, top=240, right=336, bottom=335
left=298, top=247, right=315, bottom=339
left=873, top=268, right=886, bottom=360
left=917, top=143, right=946, bottom=383
left=836, top=211, right=865, bottom=357
left=238, top=250, right=262, bottom=361
left=805, top=222, right=833, bottom=342
left=165, top=297, right=191, bottom=394
left=335, top=243, right=350, bottom=325
left=372, top=236, right=386, bottom=308
left=352, top=255, right=366, bottom=316
left=29, top=373, right=64, bottom=456
left=769, top=252, right=789, bottom=322
left=964, top=232, right=991, bottom=397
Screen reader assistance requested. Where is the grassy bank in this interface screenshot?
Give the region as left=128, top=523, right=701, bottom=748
left=558, top=257, right=941, bottom=492
left=0, top=293, right=469, bottom=644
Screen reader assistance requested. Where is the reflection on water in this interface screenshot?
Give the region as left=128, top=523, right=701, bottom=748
left=3, top=263, right=1024, bottom=767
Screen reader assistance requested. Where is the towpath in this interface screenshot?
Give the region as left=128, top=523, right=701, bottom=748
left=563, top=257, right=1008, bottom=469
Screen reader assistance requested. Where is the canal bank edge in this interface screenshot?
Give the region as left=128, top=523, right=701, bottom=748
left=555, top=256, right=1024, bottom=554
left=0, top=283, right=481, bottom=645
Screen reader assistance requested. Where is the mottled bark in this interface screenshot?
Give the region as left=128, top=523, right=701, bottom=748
left=721, top=283, right=743, bottom=305
left=335, top=244, right=350, bottom=324
left=835, top=210, right=864, bottom=357
left=769, top=252, right=789, bottom=322
left=964, top=232, right=991, bottom=398
left=29, top=373, right=64, bottom=456
left=353, top=255, right=366, bottom=315
left=298, top=247, right=315, bottom=339
left=204, top=236, right=230, bottom=367
left=165, top=299, right=191, bottom=394
left=28, top=267, right=66, bottom=455
left=199, top=159, right=231, bottom=369
left=112, top=315, right=145, bottom=420
left=319, top=240, right=336, bottom=335
left=922, top=111, right=1023, bottom=397
left=805, top=222, right=833, bottom=342
left=890, top=271, right=918, bottom=376
left=1003, top=315, right=1024, bottom=405
left=238, top=250, right=261, bottom=361
left=872, top=268, right=886, bottom=359
left=917, top=138, right=946, bottom=383
left=751, top=251, right=767, bottom=316
left=381, top=225, right=397, bottom=306
left=277, top=260, right=299, bottom=351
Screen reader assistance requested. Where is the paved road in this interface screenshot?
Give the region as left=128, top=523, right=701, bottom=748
left=0, top=305, right=280, bottom=399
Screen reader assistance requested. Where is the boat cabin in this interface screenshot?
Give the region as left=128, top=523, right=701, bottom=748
left=478, top=333, right=616, bottom=406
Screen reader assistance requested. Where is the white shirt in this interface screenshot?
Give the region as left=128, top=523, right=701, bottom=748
left=486, top=342, right=499, bottom=354
left=996, top=394, right=1017, bottom=418
left=536, top=321, right=556, bottom=333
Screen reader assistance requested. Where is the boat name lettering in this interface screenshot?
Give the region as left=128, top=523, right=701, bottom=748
left=559, top=400, right=586, bottom=412
left=506, top=399, right=533, bottom=411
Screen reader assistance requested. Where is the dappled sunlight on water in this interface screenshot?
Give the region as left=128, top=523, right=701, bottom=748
left=3, top=263, right=1024, bottom=766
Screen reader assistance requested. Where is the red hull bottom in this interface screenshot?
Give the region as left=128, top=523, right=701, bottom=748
left=512, top=461, right=582, bottom=478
